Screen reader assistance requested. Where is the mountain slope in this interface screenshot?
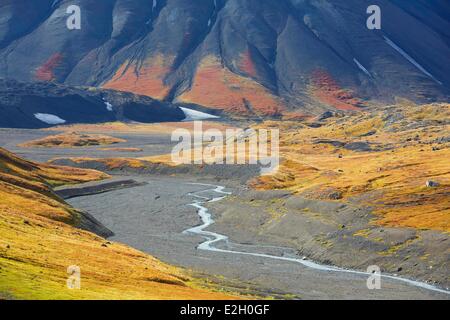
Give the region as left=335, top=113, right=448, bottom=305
left=0, top=0, right=449, bottom=117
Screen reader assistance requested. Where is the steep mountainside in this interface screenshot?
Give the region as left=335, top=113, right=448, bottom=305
left=0, top=0, right=449, bottom=117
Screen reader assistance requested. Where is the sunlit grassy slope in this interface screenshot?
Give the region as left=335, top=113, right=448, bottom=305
left=251, top=102, right=450, bottom=232
left=0, top=147, right=235, bottom=299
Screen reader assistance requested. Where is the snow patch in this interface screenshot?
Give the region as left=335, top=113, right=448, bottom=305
left=180, top=107, right=219, bottom=121
left=383, top=36, right=442, bottom=85
left=51, top=0, right=60, bottom=8
left=353, top=58, right=371, bottom=77
left=104, top=101, right=113, bottom=111
left=207, top=0, right=218, bottom=28
left=34, top=113, right=66, bottom=125
left=145, top=0, right=158, bottom=25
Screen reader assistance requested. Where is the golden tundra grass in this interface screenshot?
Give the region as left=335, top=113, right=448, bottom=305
left=252, top=103, right=450, bottom=232
left=0, top=147, right=236, bottom=299
left=19, top=132, right=126, bottom=148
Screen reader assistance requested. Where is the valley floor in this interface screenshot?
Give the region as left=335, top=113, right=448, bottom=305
left=1, top=118, right=448, bottom=299
left=64, top=175, right=448, bottom=299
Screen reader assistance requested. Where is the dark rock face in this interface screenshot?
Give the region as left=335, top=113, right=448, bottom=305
left=344, top=142, right=372, bottom=152
left=426, top=180, right=440, bottom=188
left=0, top=0, right=449, bottom=116
left=316, top=111, right=335, bottom=122
left=0, top=79, right=185, bottom=128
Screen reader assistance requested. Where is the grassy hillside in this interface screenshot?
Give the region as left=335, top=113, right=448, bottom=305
left=0, top=147, right=235, bottom=299
left=252, top=102, right=450, bottom=232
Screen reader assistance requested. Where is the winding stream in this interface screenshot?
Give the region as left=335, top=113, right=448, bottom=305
left=183, top=183, right=450, bottom=296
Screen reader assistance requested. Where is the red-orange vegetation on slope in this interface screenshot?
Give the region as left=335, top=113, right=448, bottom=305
left=103, top=56, right=172, bottom=100
left=178, top=56, right=285, bottom=117
left=35, top=53, right=63, bottom=81
left=310, top=69, right=362, bottom=111
left=239, top=50, right=257, bottom=78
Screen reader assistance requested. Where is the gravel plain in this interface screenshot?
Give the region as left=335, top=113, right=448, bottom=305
left=1, top=128, right=449, bottom=299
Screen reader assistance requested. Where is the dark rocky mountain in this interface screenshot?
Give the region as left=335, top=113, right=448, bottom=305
left=0, top=79, right=185, bottom=128
left=0, top=0, right=449, bottom=117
